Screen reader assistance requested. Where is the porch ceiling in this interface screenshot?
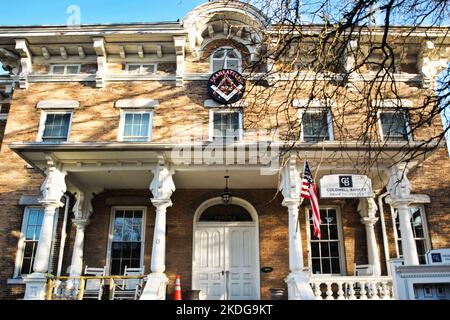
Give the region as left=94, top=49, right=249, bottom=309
left=69, top=168, right=279, bottom=190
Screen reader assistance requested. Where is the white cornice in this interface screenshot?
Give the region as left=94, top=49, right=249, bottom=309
left=115, top=99, right=160, bottom=109
left=37, top=100, right=80, bottom=109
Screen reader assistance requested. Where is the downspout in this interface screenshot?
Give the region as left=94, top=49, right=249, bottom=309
left=378, top=191, right=391, bottom=276
left=56, top=194, right=70, bottom=277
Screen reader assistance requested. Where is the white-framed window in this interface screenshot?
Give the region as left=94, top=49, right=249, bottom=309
left=209, top=109, right=243, bottom=141
left=37, top=111, right=72, bottom=143
left=306, top=207, right=345, bottom=275
left=392, top=205, right=430, bottom=264
left=50, top=64, right=81, bottom=75
left=299, top=108, right=334, bottom=142
left=118, top=110, right=153, bottom=142
left=125, top=64, right=157, bottom=75
left=379, top=109, right=411, bottom=142
left=106, top=207, right=146, bottom=275
left=210, top=47, right=242, bottom=73
left=13, top=207, right=59, bottom=277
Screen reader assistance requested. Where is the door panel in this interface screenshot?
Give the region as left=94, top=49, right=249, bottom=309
left=227, top=227, right=257, bottom=300
left=194, top=227, right=226, bottom=300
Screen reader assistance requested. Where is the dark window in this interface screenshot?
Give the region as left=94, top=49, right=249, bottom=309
left=302, top=111, right=331, bottom=142
left=20, top=208, right=45, bottom=275
left=110, top=209, right=143, bottom=275
left=213, top=111, right=241, bottom=141
left=199, top=204, right=253, bottom=222
left=42, top=113, right=71, bottom=142
left=380, top=111, right=409, bottom=141
left=309, top=208, right=342, bottom=275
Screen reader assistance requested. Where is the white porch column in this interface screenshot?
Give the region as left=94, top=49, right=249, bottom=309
left=140, top=157, right=175, bottom=300
left=68, top=191, right=94, bottom=281
left=24, top=165, right=66, bottom=300
left=386, top=163, right=419, bottom=266
left=150, top=200, right=172, bottom=273
left=68, top=219, right=89, bottom=280
left=396, top=204, right=419, bottom=265
left=279, top=156, right=315, bottom=300
left=284, top=199, right=304, bottom=272
left=357, top=198, right=381, bottom=276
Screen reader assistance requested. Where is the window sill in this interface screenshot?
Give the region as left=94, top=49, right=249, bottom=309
left=7, top=278, right=25, bottom=285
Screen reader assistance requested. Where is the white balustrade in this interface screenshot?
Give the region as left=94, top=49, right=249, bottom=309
left=309, top=276, right=394, bottom=300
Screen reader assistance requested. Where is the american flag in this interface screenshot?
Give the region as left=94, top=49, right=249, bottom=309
left=300, top=161, right=321, bottom=239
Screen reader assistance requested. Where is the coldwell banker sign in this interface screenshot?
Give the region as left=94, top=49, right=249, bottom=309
left=320, top=175, right=373, bottom=198
left=208, top=69, right=246, bottom=105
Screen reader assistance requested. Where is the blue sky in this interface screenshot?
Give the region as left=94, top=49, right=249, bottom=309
left=0, top=0, right=205, bottom=26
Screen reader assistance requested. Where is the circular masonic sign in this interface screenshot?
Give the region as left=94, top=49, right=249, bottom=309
left=208, top=69, right=246, bottom=105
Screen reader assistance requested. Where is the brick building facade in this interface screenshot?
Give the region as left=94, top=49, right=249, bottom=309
left=0, top=1, right=449, bottom=300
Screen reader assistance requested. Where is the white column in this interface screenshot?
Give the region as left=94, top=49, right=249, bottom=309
left=33, top=204, right=60, bottom=274
left=397, top=204, right=420, bottom=265
left=361, top=217, right=381, bottom=276
left=24, top=165, right=66, bottom=300
left=279, top=156, right=315, bottom=300
left=283, top=199, right=303, bottom=272
left=150, top=200, right=172, bottom=273
left=140, top=157, right=175, bottom=300
left=69, top=219, right=89, bottom=278
left=387, top=163, right=419, bottom=266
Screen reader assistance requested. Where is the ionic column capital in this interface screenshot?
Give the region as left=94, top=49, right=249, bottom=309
left=151, top=199, right=173, bottom=211
left=72, top=218, right=89, bottom=229
left=361, top=217, right=379, bottom=226
left=282, top=199, right=301, bottom=208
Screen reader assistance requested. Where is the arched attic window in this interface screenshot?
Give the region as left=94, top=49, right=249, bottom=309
left=211, top=47, right=242, bottom=73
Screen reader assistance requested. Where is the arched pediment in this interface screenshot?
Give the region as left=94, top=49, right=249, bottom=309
left=183, top=1, right=268, bottom=61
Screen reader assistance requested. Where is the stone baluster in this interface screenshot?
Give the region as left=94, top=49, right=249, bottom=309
left=348, top=282, right=356, bottom=300
left=359, top=281, right=368, bottom=300
left=337, top=282, right=345, bottom=300
left=313, top=283, right=322, bottom=300
left=325, top=282, right=334, bottom=300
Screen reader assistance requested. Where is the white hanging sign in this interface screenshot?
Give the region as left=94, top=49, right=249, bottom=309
left=320, top=174, right=373, bottom=198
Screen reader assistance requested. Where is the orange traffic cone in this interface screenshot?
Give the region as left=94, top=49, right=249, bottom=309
left=174, top=275, right=182, bottom=300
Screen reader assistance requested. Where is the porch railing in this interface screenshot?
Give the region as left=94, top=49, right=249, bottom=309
left=45, top=276, right=147, bottom=300
left=309, top=276, right=394, bottom=300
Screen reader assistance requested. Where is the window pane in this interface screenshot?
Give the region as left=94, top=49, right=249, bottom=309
left=320, top=242, right=330, bottom=257
left=213, top=59, right=224, bottom=72
left=329, top=242, right=339, bottom=257
left=226, top=59, right=239, bottom=71
left=380, top=112, right=408, bottom=141
left=213, top=50, right=226, bottom=59
left=303, top=112, right=329, bottom=141
left=312, top=258, right=321, bottom=274
left=52, top=66, right=65, bottom=74
left=127, top=65, right=141, bottom=74
left=311, top=242, right=320, bottom=258
left=66, top=66, right=80, bottom=74
left=141, top=65, right=155, bottom=74
left=322, top=259, right=331, bottom=274
left=331, top=258, right=341, bottom=274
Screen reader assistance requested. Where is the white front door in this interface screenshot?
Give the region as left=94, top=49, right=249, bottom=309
left=193, top=224, right=259, bottom=300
